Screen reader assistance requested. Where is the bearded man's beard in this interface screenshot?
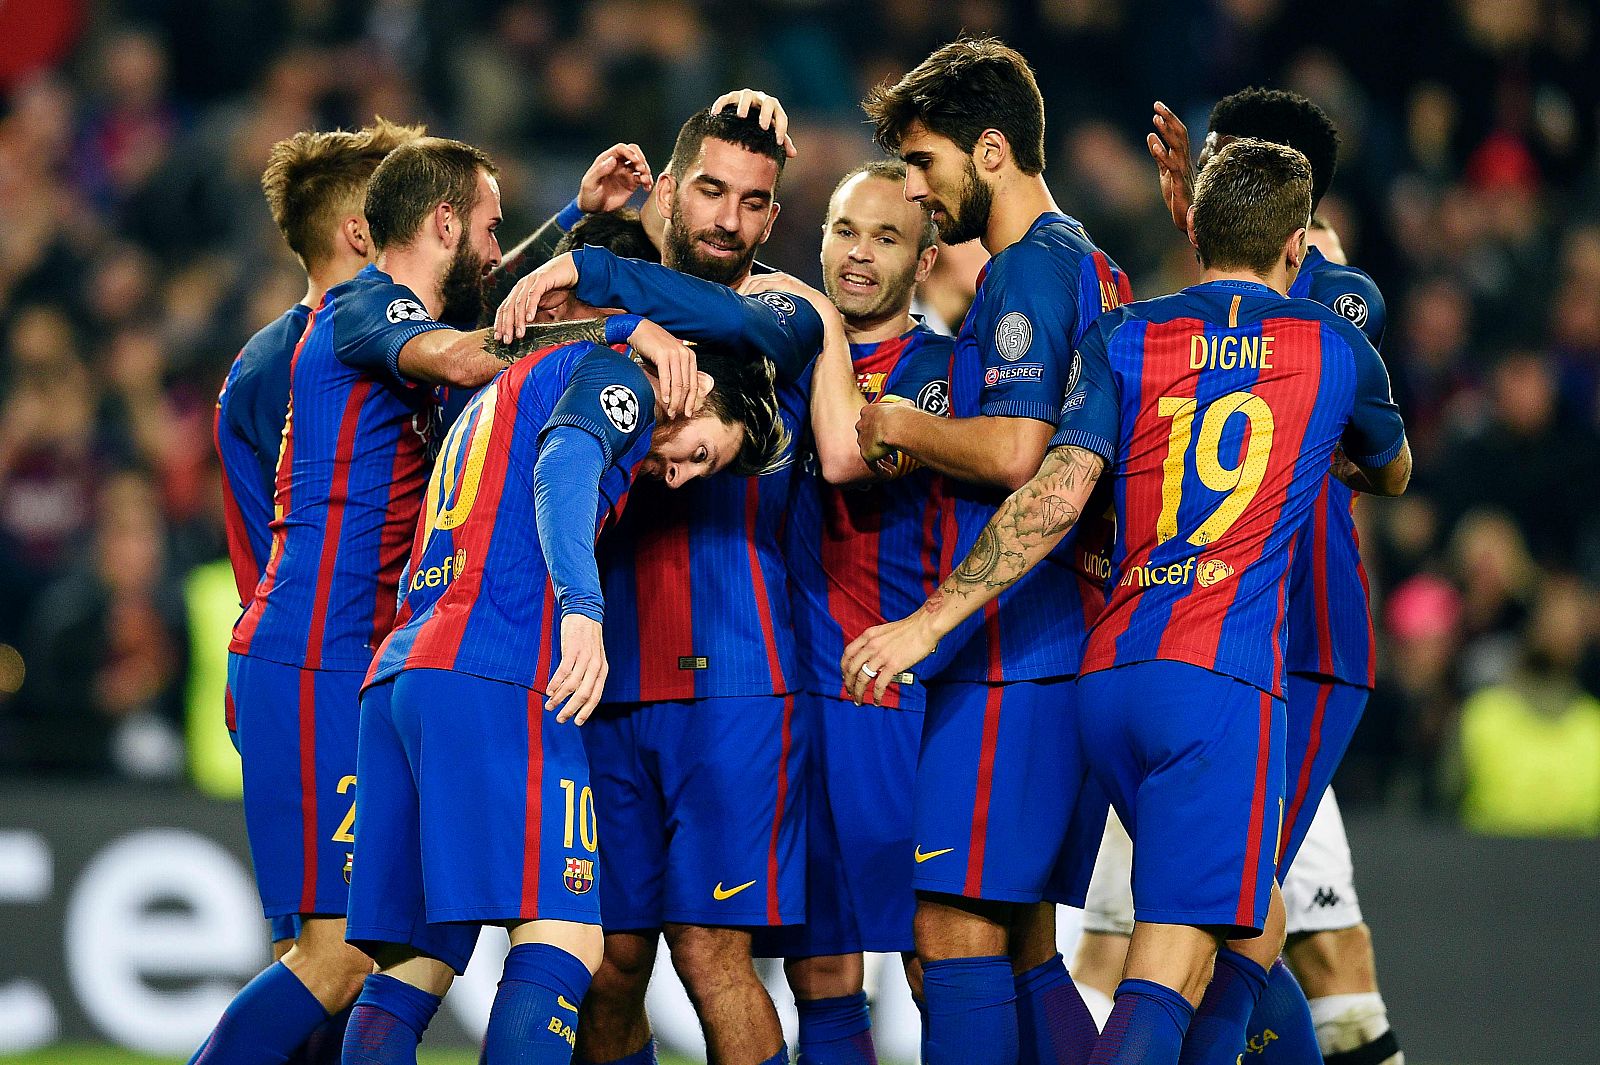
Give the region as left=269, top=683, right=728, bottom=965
left=932, top=157, right=993, bottom=246
left=664, top=204, right=757, bottom=286
left=440, top=241, right=488, bottom=326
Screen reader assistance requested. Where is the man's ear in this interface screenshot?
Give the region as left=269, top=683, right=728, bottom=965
left=1186, top=205, right=1200, bottom=252
left=914, top=243, right=939, bottom=284
left=435, top=201, right=457, bottom=247
left=977, top=128, right=1008, bottom=174
left=757, top=200, right=781, bottom=246
left=1287, top=226, right=1308, bottom=271
left=652, top=173, right=676, bottom=221
left=694, top=370, right=716, bottom=408
left=342, top=216, right=371, bottom=260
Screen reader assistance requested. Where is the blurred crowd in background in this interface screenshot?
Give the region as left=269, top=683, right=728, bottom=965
left=1, top=0, right=1598, bottom=836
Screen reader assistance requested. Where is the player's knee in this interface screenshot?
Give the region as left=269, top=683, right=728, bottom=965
left=785, top=953, right=863, bottom=999
left=1287, top=922, right=1376, bottom=996
left=666, top=925, right=755, bottom=1001
left=584, top=936, right=655, bottom=1010
left=283, top=935, right=373, bottom=1007
left=913, top=893, right=1010, bottom=962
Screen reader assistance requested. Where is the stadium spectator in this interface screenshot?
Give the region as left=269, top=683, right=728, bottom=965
left=1452, top=575, right=1600, bottom=836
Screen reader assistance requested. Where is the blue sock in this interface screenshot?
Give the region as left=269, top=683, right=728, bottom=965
left=189, top=961, right=330, bottom=1065
left=915, top=994, right=931, bottom=1065
left=1177, top=949, right=1271, bottom=1065
left=758, top=1047, right=790, bottom=1065
left=341, top=973, right=443, bottom=1065
left=293, top=1004, right=353, bottom=1065
left=578, top=1041, right=658, bottom=1065
left=1089, top=980, right=1195, bottom=1065
left=1015, top=953, right=1098, bottom=1065
left=796, top=992, right=876, bottom=1065
left=1247, top=961, right=1321, bottom=1063
left=484, top=942, right=594, bottom=1065
left=922, top=956, right=1018, bottom=1065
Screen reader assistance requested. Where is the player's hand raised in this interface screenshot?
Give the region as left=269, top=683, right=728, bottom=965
left=841, top=614, right=939, bottom=706
left=1147, top=100, right=1196, bottom=234
left=626, top=319, right=701, bottom=418
left=547, top=614, right=609, bottom=724
left=579, top=143, right=654, bottom=214
left=494, top=253, right=580, bottom=342
left=712, top=88, right=798, bottom=158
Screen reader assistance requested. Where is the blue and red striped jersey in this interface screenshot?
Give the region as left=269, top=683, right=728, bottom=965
left=787, top=321, right=953, bottom=711
left=231, top=264, right=453, bottom=670
left=939, top=212, right=1130, bottom=682
left=370, top=343, right=654, bottom=691
left=1054, top=280, right=1406, bottom=696
left=568, top=248, right=825, bottom=702
left=1286, top=249, right=1388, bottom=687
left=215, top=303, right=308, bottom=607
left=597, top=384, right=805, bottom=700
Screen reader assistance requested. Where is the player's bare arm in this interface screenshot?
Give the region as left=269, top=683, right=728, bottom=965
left=857, top=404, right=1054, bottom=490
left=1331, top=438, right=1412, bottom=497
left=1147, top=99, right=1195, bottom=233
left=841, top=444, right=1105, bottom=703
left=396, top=318, right=606, bottom=388
left=742, top=271, right=882, bottom=484
left=485, top=143, right=655, bottom=296
left=488, top=251, right=702, bottom=415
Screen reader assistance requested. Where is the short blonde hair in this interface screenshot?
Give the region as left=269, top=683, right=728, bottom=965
left=260, top=116, right=427, bottom=268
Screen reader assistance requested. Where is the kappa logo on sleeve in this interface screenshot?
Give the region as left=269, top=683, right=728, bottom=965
left=754, top=291, right=798, bottom=319
left=385, top=297, right=433, bottom=323
left=599, top=385, right=640, bottom=432
left=995, top=311, right=1033, bottom=361
left=1332, top=292, right=1369, bottom=329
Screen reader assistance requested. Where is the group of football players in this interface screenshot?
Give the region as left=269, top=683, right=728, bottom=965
left=198, top=31, right=1410, bottom=1065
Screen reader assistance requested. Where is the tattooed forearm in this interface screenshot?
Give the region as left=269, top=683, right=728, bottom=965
left=954, top=525, right=1004, bottom=584
left=483, top=318, right=607, bottom=364
left=921, top=445, right=1106, bottom=630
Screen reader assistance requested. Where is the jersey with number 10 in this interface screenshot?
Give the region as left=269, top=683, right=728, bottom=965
left=1054, top=281, right=1406, bottom=696
left=231, top=264, right=452, bottom=670
left=369, top=343, right=653, bottom=691
left=939, top=212, right=1130, bottom=683
left=787, top=322, right=954, bottom=711
left=1286, top=247, right=1388, bottom=687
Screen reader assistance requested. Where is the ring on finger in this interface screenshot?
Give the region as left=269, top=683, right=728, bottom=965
left=859, top=664, right=879, bottom=679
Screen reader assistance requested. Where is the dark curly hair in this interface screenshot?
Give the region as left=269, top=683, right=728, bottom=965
left=1208, top=88, right=1341, bottom=211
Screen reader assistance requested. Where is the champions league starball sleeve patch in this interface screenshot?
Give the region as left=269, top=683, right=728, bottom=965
left=385, top=297, right=433, bottom=323
left=599, top=384, right=640, bottom=433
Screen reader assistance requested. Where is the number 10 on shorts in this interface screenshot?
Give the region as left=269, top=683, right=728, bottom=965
left=561, top=778, right=598, bottom=852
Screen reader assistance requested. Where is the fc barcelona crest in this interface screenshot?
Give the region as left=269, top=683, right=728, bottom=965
left=564, top=857, right=595, bottom=895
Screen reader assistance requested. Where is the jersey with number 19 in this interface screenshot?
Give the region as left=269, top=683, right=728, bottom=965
left=1059, top=279, right=1405, bottom=932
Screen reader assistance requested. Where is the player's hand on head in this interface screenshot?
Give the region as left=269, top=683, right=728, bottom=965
left=841, top=615, right=937, bottom=706
left=495, top=253, right=580, bottom=342
left=711, top=88, right=798, bottom=158
left=626, top=319, right=700, bottom=418
left=547, top=614, right=609, bottom=724
left=578, top=143, right=654, bottom=214
left=740, top=271, right=841, bottom=329
left=1147, top=100, right=1195, bottom=234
